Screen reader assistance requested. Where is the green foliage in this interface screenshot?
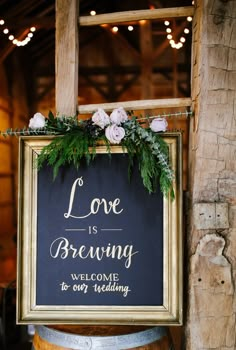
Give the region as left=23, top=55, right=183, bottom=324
left=0, top=111, right=175, bottom=198
left=123, top=119, right=174, bottom=198
left=37, top=131, right=95, bottom=179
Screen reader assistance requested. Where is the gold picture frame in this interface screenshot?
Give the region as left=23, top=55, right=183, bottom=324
left=17, top=133, right=182, bottom=325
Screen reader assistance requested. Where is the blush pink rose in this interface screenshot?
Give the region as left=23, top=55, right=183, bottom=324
left=105, top=124, right=125, bottom=144
left=92, top=108, right=110, bottom=129
left=150, top=118, right=168, bottom=132
left=110, top=107, right=128, bottom=125
left=29, top=112, right=46, bottom=129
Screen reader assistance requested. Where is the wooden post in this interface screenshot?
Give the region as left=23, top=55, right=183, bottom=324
left=186, top=0, right=236, bottom=348
left=172, top=21, right=178, bottom=98
left=140, top=20, right=153, bottom=100
left=56, top=0, right=78, bottom=116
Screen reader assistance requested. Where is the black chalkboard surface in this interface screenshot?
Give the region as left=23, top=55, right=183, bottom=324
left=36, top=154, right=163, bottom=306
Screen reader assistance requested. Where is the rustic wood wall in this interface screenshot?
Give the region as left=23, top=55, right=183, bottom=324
left=186, top=0, right=236, bottom=348
left=0, top=55, right=29, bottom=283
left=0, top=63, right=16, bottom=282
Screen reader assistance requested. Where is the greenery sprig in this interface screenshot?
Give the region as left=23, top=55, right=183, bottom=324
left=0, top=109, right=175, bottom=198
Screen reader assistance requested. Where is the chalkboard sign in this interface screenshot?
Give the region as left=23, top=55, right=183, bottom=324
left=17, top=135, right=182, bottom=325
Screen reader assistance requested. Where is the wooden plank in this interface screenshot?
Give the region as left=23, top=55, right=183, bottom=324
left=140, top=20, right=153, bottom=99
left=0, top=172, right=14, bottom=177
left=79, top=7, right=194, bottom=26
left=172, top=21, right=178, bottom=97
left=0, top=139, right=11, bottom=145
left=56, top=0, right=78, bottom=116
left=78, top=97, right=192, bottom=114
left=187, top=0, right=236, bottom=348
left=0, top=201, right=14, bottom=207
left=102, top=26, right=141, bottom=63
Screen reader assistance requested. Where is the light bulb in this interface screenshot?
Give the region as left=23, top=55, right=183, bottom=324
left=164, top=21, right=170, bottom=26
left=180, top=37, right=186, bottom=43
left=166, top=28, right=171, bottom=33
left=187, top=16, right=192, bottom=22
left=112, top=26, right=118, bottom=33
left=30, top=26, right=36, bottom=32
left=90, top=10, right=96, bottom=16
left=167, top=34, right=172, bottom=39
left=139, top=20, right=146, bottom=25
left=9, top=35, right=14, bottom=40
left=128, top=25, right=133, bottom=31
left=3, top=28, right=9, bottom=34
left=184, top=28, right=190, bottom=34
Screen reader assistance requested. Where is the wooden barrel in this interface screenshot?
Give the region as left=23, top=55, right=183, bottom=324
left=32, top=325, right=173, bottom=349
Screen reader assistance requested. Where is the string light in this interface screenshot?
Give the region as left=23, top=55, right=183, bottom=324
left=128, top=25, right=133, bottom=31
left=90, top=10, right=96, bottom=16
left=159, top=0, right=193, bottom=50
left=164, top=15, right=192, bottom=49
left=0, top=17, right=36, bottom=47
left=112, top=26, right=119, bottom=33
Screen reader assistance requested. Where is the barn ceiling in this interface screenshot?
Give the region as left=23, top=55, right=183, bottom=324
left=0, top=0, right=193, bottom=111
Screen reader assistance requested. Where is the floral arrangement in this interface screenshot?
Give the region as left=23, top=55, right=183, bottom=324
left=0, top=108, right=174, bottom=198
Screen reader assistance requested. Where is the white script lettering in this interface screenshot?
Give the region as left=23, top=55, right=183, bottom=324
left=50, top=237, right=138, bottom=268
left=64, top=177, right=123, bottom=219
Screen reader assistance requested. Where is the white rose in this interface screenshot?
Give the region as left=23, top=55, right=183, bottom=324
left=105, top=124, right=125, bottom=144
left=92, top=108, right=110, bottom=129
left=29, top=112, right=46, bottom=129
left=110, top=107, right=128, bottom=125
left=150, top=118, right=168, bottom=132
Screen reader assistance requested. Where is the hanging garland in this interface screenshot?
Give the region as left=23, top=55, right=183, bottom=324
left=0, top=108, right=175, bottom=198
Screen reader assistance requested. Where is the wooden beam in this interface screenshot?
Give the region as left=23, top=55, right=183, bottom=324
left=116, top=74, right=139, bottom=99
left=0, top=172, right=14, bottom=177
left=102, top=26, right=141, bottom=63
left=56, top=0, right=79, bottom=116
left=79, top=7, right=194, bottom=26
left=172, top=20, right=178, bottom=97
left=36, top=81, right=55, bottom=102
left=3, top=0, right=38, bottom=17
left=78, top=97, right=192, bottom=114
left=0, top=201, right=14, bottom=208
left=161, top=72, right=188, bottom=96
left=80, top=74, right=109, bottom=100
left=140, top=20, right=153, bottom=99
left=4, top=16, right=55, bottom=30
